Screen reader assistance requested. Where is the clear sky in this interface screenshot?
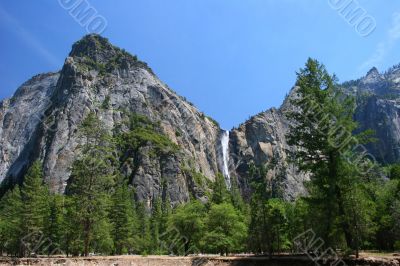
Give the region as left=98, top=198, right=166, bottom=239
left=1, top=1, right=400, bottom=129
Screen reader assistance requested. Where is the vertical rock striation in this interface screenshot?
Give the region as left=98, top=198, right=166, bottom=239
left=2, top=35, right=400, bottom=204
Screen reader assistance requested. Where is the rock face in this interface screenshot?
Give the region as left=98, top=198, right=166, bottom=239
left=342, top=65, right=400, bottom=164
left=2, top=35, right=400, bottom=204
left=229, top=98, right=308, bottom=201
left=0, top=73, right=59, bottom=183
left=0, top=35, right=222, bottom=206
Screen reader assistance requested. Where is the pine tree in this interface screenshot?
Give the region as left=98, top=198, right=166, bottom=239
left=66, top=112, right=116, bottom=256
left=45, top=194, right=64, bottom=256
left=150, top=197, right=162, bottom=254
left=0, top=187, right=23, bottom=256
left=375, top=178, right=400, bottom=250
left=264, top=199, right=288, bottom=256
left=389, top=164, right=400, bottom=180
left=229, top=177, right=248, bottom=215
left=211, top=173, right=230, bottom=204
left=110, top=176, right=137, bottom=255
left=286, top=58, right=374, bottom=254
left=61, top=197, right=83, bottom=257
left=248, top=163, right=270, bottom=254
left=161, top=195, right=172, bottom=232
left=20, top=161, right=50, bottom=256
left=136, top=202, right=151, bottom=255
left=158, top=195, right=173, bottom=254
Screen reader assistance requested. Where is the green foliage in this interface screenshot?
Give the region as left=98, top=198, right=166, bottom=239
left=229, top=178, right=248, bottom=214
left=205, top=115, right=220, bottom=127
left=247, top=162, right=290, bottom=255
left=202, top=203, right=247, bottom=255
left=136, top=202, right=152, bottom=254
left=74, top=36, right=140, bottom=76
left=183, top=167, right=212, bottom=197
left=175, top=129, right=182, bottom=137
left=0, top=162, right=56, bottom=257
left=286, top=58, right=377, bottom=256
left=150, top=198, right=163, bottom=254
left=102, top=95, right=111, bottom=109
left=20, top=161, right=51, bottom=256
left=389, top=163, right=400, bottom=180
left=115, top=113, right=179, bottom=162
left=265, top=199, right=289, bottom=252
left=110, top=176, right=138, bottom=255
left=66, top=112, right=116, bottom=256
left=375, top=179, right=400, bottom=250
left=210, top=173, right=230, bottom=204
left=285, top=198, right=310, bottom=251
left=75, top=56, right=106, bottom=75
left=167, top=200, right=206, bottom=255
left=0, top=187, right=23, bottom=256
left=45, top=194, right=64, bottom=255
left=2, top=59, right=400, bottom=258
left=395, top=241, right=400, bottom=251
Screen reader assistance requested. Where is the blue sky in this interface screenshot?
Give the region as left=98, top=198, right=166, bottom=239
left=1, top=1, right=400, bottom=129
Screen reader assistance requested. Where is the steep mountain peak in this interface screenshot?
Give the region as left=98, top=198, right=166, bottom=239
left=69, top=34, right=114, bottom=61
left=361, top=66, right=382, bottom=84
left=366, top=66, right=379, bottom=77
left=0, top=35, right=223, bottom=203
left=66, top=34, right=153, bottom=76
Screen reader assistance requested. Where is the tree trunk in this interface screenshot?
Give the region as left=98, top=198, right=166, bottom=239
left=355, top=231, right=359, bottom=259
left=336, top=188, right=353, bottom=250
left=84, top=219, right=91, bottom=257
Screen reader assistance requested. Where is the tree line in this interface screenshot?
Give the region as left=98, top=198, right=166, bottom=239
left=0, top=59, right=399, bottom=257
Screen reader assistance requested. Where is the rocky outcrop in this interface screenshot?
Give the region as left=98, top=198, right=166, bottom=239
left=4, top=34, right=400, bottom=204
left=229, top=99, right=308, bottom=201
left=343, top=66, right=400, bottom=164
left=0, top=73, right=59, bottom=184
left=0, top=35, right=222, bottom=206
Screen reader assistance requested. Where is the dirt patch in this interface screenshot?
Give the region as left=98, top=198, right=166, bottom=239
left=0, top=255, right=398, bottom=266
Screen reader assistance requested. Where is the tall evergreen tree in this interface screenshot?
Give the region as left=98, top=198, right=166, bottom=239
left=229, top=177, right=248, bottom=215
left=286, top=58, right=374, bottom=254
left=20, top=161, right=50, bottom=256
left=61, top=197, right=83, bottom=257
left=211, top=173, right=230, bottom=204
left=0, top=187, right=23, bottom=256
left=45, top=194, right=64, bottom=255
left=136, top=202, right=151, bottom=254
left=248, top=163, right=270, bottom=254
left=375, top=178, right=400, bottom=250
left=150, top=197, right=163, bottom=254
left=110, top=176, right=138, bottom=255
left=264, top=199, right=288, bottom=256
left=66, top=112, right=116, bottom=256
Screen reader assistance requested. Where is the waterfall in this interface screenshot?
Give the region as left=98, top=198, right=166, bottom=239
left=221, top=130, right=231, bottom=189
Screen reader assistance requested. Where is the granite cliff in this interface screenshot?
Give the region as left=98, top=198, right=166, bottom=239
left=343, top=66, right=400, bottom=164
left=0, top=35, right=223, bottom=206
left=1, top=35, right=399, bottom=204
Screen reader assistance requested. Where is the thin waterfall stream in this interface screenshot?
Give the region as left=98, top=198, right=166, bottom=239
left=221, top=130, right=231, bottom=189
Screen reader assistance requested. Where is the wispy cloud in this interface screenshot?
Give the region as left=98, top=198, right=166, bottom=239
left=0, top=6, right=60, bottom=68
left=359, top=12, right=400, bottom=71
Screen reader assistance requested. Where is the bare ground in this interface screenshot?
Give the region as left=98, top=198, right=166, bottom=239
left=0, top=254, right=398, bottom=266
